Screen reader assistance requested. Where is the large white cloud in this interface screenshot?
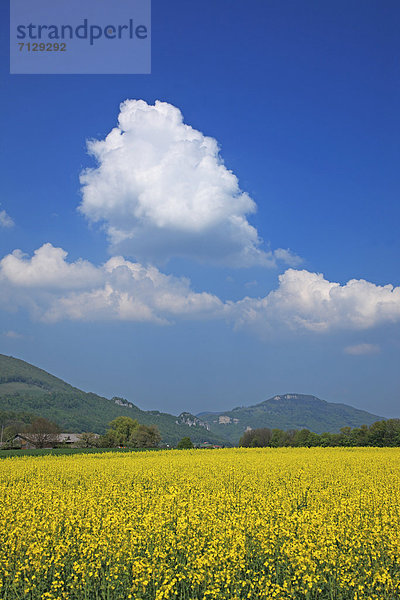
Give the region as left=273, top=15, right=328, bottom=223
left=1, top=245, right=399, bottom=333
left=79, top=99, right=299, bottom=267
left=0, top=244, right=223, bottom=323
left=229, top=269, right=400, bottom=333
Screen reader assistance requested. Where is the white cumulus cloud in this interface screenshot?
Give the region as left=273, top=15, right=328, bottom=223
left=0, top=244, right=102, bottom=289
left=228, top=269, right=400, bottom=333
left=0, top=244, right=223, bottom=323
left=79, top=99, right=298, bottom=268
left=1, top=245, right=399, bottom=335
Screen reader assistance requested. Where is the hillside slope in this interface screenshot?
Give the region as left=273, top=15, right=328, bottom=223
left=198, top=394, right=384, bottom=443
left=0, top=354, right=225, bottom=446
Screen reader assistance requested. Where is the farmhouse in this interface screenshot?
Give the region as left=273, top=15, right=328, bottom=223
left=13, top=433, right=81, bottom=449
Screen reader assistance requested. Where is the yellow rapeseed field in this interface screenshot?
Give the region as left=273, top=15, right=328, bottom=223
left=0, top=448, right=399, bottom=600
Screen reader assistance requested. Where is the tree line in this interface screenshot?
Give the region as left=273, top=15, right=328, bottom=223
left=3, top=409, right=399, bottom=450
left=239, top=419, right=400, bottom=447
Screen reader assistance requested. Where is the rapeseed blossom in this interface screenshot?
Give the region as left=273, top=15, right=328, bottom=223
left=0, top=447, right=399, bottom=599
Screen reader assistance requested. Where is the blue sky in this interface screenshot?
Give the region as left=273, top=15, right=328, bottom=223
left=1, top=0, right=399, bottom=418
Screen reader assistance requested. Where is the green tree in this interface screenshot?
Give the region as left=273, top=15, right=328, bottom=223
left=130, top=424, right=161, bottom=448
left=239, top=428, right=272, bottom=447
left=319, top=432, right=333, bottom=447
left=292, top=429, right=310, bottom=447
left=382, top=419, right=400, bottom=446
left=97, top=429, right=119, bottom=448
left=177, top=436, right=194, bottom=449
left=367, top=420, right=387, bottom=447
left=105, top=417, right=139, bottom=447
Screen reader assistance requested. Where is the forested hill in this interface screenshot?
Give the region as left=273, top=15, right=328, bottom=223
left=0, top=354, right=225, bottom=446
left=198, top=394, right=384, bottom=444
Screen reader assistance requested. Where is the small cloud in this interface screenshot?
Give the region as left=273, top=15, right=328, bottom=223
left=3, top=330, right=24, bottom=339
left=273, top=248, right=303, bottom=267
left=0, top=243, right=102, bottom=289
left=0, top=210, right=14, bottom=228
left=245, top=280, right=258, bottom=288
left=344, top=343, right=380, bottom=355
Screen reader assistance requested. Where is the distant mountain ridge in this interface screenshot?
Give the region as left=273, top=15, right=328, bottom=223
left=198, top=393, right=384, bottom=443
left=0, top=354, right=384, bottom=445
